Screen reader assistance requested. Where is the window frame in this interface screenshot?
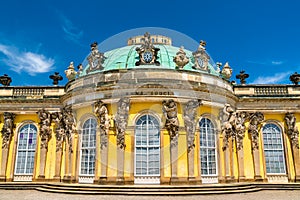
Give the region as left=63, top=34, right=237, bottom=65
left=134, top=113, right=161, bottom=177
left=79, top=117, right=97, bottom=176
left=262, top=122, right=287, bottom=175
left=199, top=117, right=218, bottom=176
left=14, top=123, right=38, bottom=175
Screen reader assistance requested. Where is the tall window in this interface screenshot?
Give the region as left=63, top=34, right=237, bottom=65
left=80, top=118, right=97, bottom=175
left=200, top=118, right=217, bottom=176
left=262, top=123, right=286, bottom=174
left=15, top=124, right=37, bottom=175
left=135, top=114, right=160, bottom=177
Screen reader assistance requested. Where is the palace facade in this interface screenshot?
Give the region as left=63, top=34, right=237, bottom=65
left=0, top=32, right=299, bottom=185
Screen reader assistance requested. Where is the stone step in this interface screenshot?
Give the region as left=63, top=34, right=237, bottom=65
left=35, top=186, right=260, bottom=195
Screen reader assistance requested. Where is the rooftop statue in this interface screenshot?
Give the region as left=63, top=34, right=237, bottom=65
left=87, top=42, right=106, bottom=73
left=173, top=46, right=190, bottom=69
left=221, top=62, right=233, bottom=80
left=192, top=40, right=210, bottom=71
left=65, top=62, right=77, bottom=81
left=135, top=32, right=160, bottom=66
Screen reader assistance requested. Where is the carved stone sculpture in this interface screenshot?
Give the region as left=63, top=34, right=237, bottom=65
left=221, top=62, right=233, bottom=80
left=219, top=104, right=236, bottom=150
left=236, top=70, right=249, bottom=85
left=114, top=97, right=130, bottom=150
left=94, top=100, right=110, bottom=149
left=37, top=109, right=52, bottom=149
left=51, top=111, right=65, bottom=152
left=135, top=32, right=160, bottom=66
left=65, top=62, right=77, bottom=81
left=192, top=40, right=210, bottom=71
left=49, top=72, right=63, bottom=85
left=234, top=111, right=250, bottom=150
left=183, top=99, right=202, bottom=152
left=1, top=112, right=15, bottom=149
left=0, top=74, right=12, bottom=86
left=248, top=112, right=264, bottom=150
left=173, top=46, right=190, bottom=69
left=289, top=72, right=300, bottom=85
left=87, top=42, right=106, bottom=73
left=162, top=99, right=179, bottom=148
left=62, top=106, right=77, bottom=153
left=284, top=112, right=299, bottom=149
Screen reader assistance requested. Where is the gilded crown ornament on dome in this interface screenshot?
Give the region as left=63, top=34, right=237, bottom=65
left=87, top=42, right=106, bottom=73
left=173, top=46, right=190, bottom=69
left=192, top=40, right=210, bottom=71
left=135, top=32, right=160, bottom=66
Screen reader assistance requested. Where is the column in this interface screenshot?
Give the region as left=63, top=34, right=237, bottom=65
left=0, top=148, right=9, bottom=181
left=292, top=146, right=300, bottom=182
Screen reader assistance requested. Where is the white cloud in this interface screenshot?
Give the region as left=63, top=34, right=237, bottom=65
left=271, top=61, right=283, bottom=65
left=0, top=44, right=54, bottom=75
left=247, top=60, right=284, bottom=66
left=60, top=13, right=83, bottom=45
left=251, top=71, right=291, bottom=84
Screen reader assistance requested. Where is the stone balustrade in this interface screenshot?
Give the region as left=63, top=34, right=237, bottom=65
left=234, top=85, right=300, bottom=96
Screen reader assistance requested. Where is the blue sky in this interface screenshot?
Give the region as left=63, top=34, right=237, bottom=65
left=0, top=0, right=300, bottom=86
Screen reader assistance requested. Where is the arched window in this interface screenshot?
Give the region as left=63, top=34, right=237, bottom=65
left=135, top=114, right=160, bottom=183
left=199, top=118, right=217, bottom=176
left=15, top=124, right=37, bottom=175
left=79, top=118, right=97, bottom=176
left=262, top=123, right=286, bottom=174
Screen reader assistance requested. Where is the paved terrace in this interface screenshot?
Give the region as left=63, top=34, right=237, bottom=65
left=0, top=190, right=300, bottom=200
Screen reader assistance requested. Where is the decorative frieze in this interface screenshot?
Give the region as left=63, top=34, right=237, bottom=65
left=162, top=99, right=179, bottom=148
left=183, top=99, right=202, bottom=152
left=114, top=97, right=130, bottom=150
left=94, top=100, right=110, bottom=149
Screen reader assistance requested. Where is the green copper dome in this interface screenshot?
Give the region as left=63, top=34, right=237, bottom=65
left=79, top=35, right=220, bottom=77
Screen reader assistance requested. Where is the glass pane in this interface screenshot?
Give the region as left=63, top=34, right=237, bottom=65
left=135, top=114, right=160, bottom=176
left=15, top=124, right=37, bottom=175
left=199, top=118, right=217, bottom=176
left=80, top=118, right=96, bottom=175
left=262, top=123, right=286, bottom=174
